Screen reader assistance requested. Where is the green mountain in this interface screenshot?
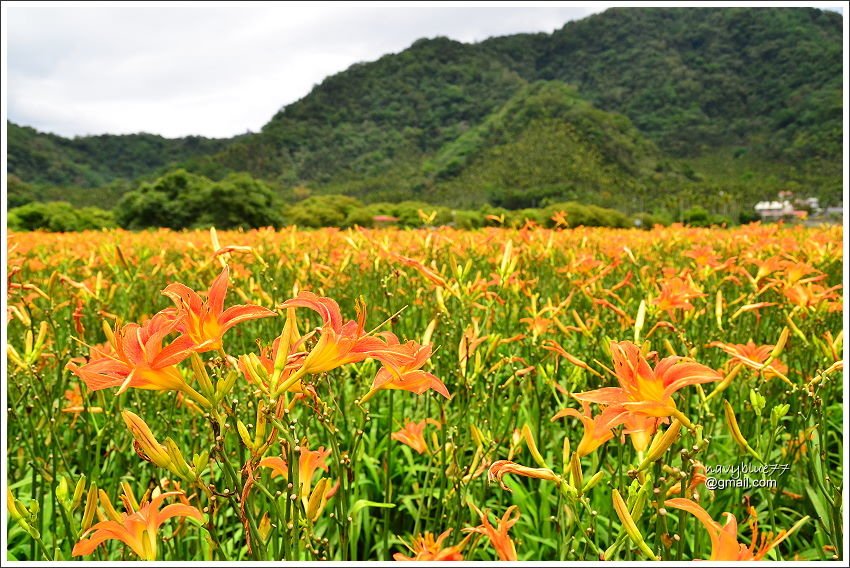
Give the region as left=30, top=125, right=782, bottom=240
left=6, top=7, right=843, bottom=215
left=7, top=123, right=231, bottom=188
left=423, top=82, right=668, bottom=209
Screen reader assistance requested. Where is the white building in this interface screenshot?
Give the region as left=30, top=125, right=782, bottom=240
left=754, top=200, right=794, bottom=219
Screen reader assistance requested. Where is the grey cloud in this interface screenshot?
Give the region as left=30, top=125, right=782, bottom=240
left=7, top=6, right=604, bottom=138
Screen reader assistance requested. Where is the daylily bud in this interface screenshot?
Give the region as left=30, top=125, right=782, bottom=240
left=254, top=400, right=267, bottom=446
left=190, top=353, right=215, bottom=398
left=99, top=490, right=122, bottom=522
left=306, top=477, right=330, bottom=522
left=723, top=400, right=762, bottom=461
left=24, top=329, right=34, bottom=359
left=770, top=404, right=790, bottom=428
left=769, top=327, right=790, bottom=362
left=715, top=289, right=724, bottom=331
left=164, top=438, right=194, bottom=480
left=237, top=420, right=255, bottom=451
left=55, top=476, right=70, bottom=507
left=31, top=321, right=50, bottom=363
left=122, top=411, right=171, bottom=469
left=258, top=514, right=272, bottom=542
left=749, top=389, right=766, bottom=417
left=215, top=370, right=239, bottom=401
left=583, top=471, right=606, bottom=493
left=193, top=450, right=210, bottom=473
left=705, top=363, right=742, bottom=402
left=521, top=424, right=548, bottom=469
left=7, top=488, right=23, bottom=521
left=569, top=453, right=583, bottom=495
left=82, top=482, right=98, bottom=530
left=637, top=420, right=682, bottom=471
left=436, top=287, right=448, bottom=315
left=422, top=317, right=438, bottom=347
left=72, top=475, right=87, bottom=510
left=634, top=300, right=647, bottom=343
left=9, top=342, right=31, bottom=371
left=270, top=309, right=299, bottom=393
left=612, top=489, right=658, bottom=561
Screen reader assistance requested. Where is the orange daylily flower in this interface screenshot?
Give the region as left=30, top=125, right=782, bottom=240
left=551, top=210, right=569, bottom=228
left=394, top=529, right=469, bottom=561
left=552, top=404, right=621, bottom=457
left=573, top=341, right=721, bottom=423
left=709, top=340, right=788, bottom=379
left=519, top=316, right=553, bottom=339
left=665, top=498, right=807, bottom=560
left=279, top=292, right=389, bottom=375
left=464, top=503, right=521, bottom=561
left=391, top=419, right=440, bottom=455
left=72, top=491, right=203, bottom=560
left=364, top=333, right=450, bottom=401
left=62, top=383, right=103, bottom=422
left=746, top=255, right=785, bottom=283
left=621, top=412, right=666, bottom=453
left=258, top=456, right=289, bottom=479
left=781, top=282, right=841, bottom=310
left=68, top=313, right=196, bottom=395
left=162, top=266, right=276, bottom=352
left=260, top=444, right=334, bottom=505
left=653, top=276, right=705, bottom=317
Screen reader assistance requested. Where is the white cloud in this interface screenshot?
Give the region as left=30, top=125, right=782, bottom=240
left=5, top=5, right=606, bottom=138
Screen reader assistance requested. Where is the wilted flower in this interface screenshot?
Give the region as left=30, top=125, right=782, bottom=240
left=488, top=460, right=560, bottom=491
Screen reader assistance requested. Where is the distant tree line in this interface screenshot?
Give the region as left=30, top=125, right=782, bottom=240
left=9, top=169, right=742, bottom=232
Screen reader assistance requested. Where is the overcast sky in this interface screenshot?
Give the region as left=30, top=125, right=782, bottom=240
left=5, top=5, right=614, bottom=139
left=5, top=3, right=844, bottom=140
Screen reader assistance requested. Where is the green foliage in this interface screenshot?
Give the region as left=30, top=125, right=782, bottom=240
left=488, top=7, right=842, bottom=161
left=283, top=195, right=364, bottom=228
left=682, top=206, right=731, bottom=227
left=8, top=201, right=116, bottom=232
left=195, top=173, right=284, bottom=229
left=7, top=175, right=36, bottom=209
left=115, top=170, right=284, bottom=230
left=427, top=82, right=665, bottom=209
left=543, top=201, right=631, bottom=228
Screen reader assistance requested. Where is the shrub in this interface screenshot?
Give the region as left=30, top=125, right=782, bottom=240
left=8, top=201, right=116, bottom=232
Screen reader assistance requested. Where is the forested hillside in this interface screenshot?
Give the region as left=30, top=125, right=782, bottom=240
left=7, top=7, right=843, bottom=221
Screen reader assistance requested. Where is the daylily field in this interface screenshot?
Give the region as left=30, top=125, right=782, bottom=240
left=5, top=221, right=844, bottom=561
